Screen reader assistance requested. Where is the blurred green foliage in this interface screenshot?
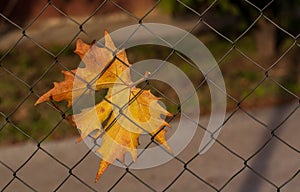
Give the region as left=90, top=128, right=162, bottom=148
left=160, top=0, right=300, bottom=43
left=0, top=33, right=298, bottom=144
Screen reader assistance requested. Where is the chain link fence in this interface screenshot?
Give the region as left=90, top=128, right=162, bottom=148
left=0, top=0, right=299, bottom=191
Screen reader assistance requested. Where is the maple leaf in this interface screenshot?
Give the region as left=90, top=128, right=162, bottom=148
left=93, top=87, right=172, bottom=181
left=35, top=69, right=76, bottom=107
left=34, top=31, right=173, bottom=182
left=35, top=30, right=129, bottom=107
left=72, top=98, right=112, bottom=141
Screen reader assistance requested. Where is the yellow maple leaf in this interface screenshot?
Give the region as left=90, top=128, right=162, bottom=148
left=72, top=98, right=112, bottom=142
left=93, top=87, right=172, bottom=182
left=34, top=31, right=173, bottom=182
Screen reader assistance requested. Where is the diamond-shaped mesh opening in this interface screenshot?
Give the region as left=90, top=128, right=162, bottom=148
left=218, top=48, right=266, bottom=104
left=187, top=141, right=244, bottom=189
left=0, top=41, right=55, bottom=88
left=203, top=34, right=233, bottom=63
left=23, top=6, right=81, bottom=53
left=1, top=1, right=299, bottom=191
left=255, top=18, right=297, bottom=68
left=202, top=0, right=261, bottom=42
left=8, top=94, right=62, bottom=142
left=221, top=167, right=276, bottom=192
left=262, top=1, right=300, bottom=37
left=16, top=150, right=69, bottom=191
left=0, top=138, right=37, bottom=170
left=218, top=109, right=270, bottom=159
left=81, top=1, right=140, bottom=38
left=39, top=137, right=85, bottom=167
left=247, top=138, right=300, bottom=187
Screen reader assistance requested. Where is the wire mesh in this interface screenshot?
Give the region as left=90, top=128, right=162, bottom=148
left=0, top=0, right=299, bottom=191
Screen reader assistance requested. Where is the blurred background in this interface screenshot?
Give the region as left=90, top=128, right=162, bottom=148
left=0, top=0, right=299, bottom=191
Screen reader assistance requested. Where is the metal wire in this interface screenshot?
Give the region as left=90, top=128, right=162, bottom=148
left=0, top=0, right=299, bottom=191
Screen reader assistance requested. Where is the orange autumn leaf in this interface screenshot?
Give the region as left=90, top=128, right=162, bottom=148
left=34, top=31, right=173, bottom=182
left=35, top=69, right=76, bottom=107
left=35, top=30, right=130, bottom=107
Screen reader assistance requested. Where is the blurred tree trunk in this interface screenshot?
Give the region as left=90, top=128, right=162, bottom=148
left=254, top=19, right=277, bottom=65
left=0, top=0, right=34, bottom=34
